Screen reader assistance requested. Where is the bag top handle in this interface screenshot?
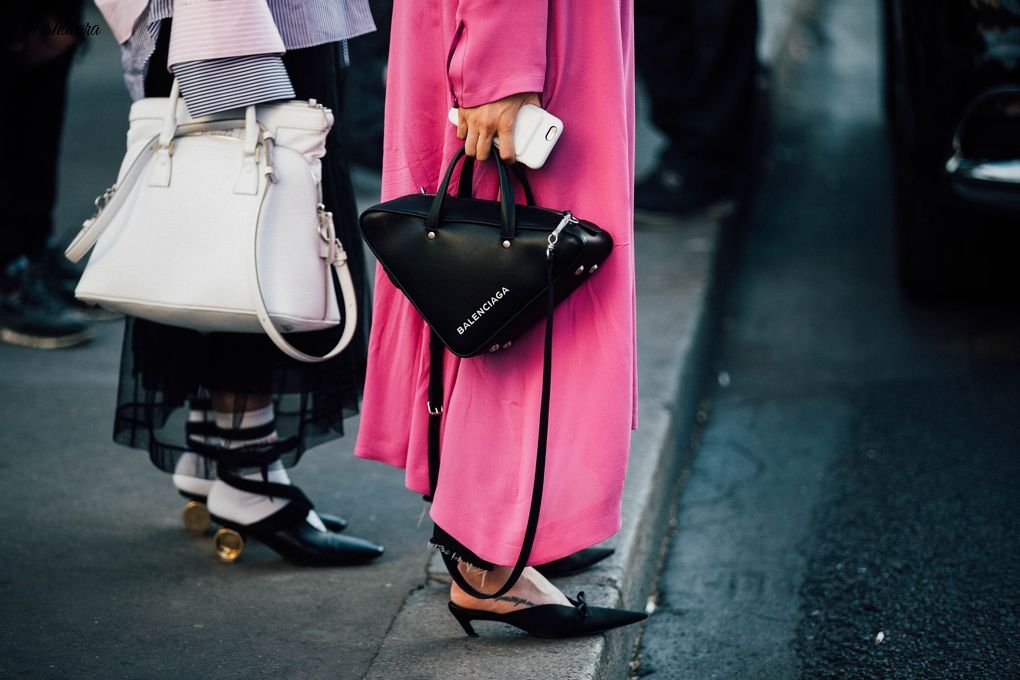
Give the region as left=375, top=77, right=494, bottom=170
left=158, top=80, right=182, bottom=150
left=457, top=155, right=537, bottom=206
left=159, top=79, right=261, bottom=154
left=426, top=149, right=517, bottom=241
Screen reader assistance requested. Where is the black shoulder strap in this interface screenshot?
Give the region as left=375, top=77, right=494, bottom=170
left=428, top=251, right=555, bottom=599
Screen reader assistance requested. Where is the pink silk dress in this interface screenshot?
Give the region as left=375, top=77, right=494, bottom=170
left=354, top=0, right=637, bottom=567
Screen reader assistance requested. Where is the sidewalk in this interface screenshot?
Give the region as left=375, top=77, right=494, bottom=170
left=0, top=2, right=811, bottom=679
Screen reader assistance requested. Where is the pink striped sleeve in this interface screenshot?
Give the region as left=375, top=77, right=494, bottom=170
left=94, top=0, right=150, bottom=43
left=167, top=0, right=286, bottom=67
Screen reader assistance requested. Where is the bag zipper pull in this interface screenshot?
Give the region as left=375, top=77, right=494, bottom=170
left=262, top=135, right=276, bottom=182
left=86, top=184, right=118, bottom=225
left=547, top=211, right=577, bottom=259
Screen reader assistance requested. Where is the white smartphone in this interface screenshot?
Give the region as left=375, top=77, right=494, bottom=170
left=448, top=104, right=563, bottom=169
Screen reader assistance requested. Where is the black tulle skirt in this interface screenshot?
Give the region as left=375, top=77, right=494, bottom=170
left=113, top=318, right=363, bottom=473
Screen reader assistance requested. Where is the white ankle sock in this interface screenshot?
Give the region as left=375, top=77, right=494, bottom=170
left=172, top=407, right=217, bottom=497
left=173, top=453, right=215, bottom=497
left=215, top=405, right=277, bottom=449
left=206, top=405, right=326, bottom=531
left=207, top=460, right=289, bottom=524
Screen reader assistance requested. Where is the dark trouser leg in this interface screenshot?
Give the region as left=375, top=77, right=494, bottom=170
left=2, top=0, right=84, bottom=265
left=342, top=0, right=391, bottom=170
left=0, top=47, right=77, bottom=266
left=635, top=0, right=759, bottom=179
left=0, top=13, right=92, bottom=350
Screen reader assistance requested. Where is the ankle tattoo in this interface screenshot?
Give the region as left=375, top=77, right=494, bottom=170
left=495, top=595, right=536, bottom=608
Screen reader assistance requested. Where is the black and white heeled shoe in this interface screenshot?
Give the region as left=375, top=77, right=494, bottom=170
left=172, top=453, right=350, bottom=537
left=207, top=469, right=382, bottom=566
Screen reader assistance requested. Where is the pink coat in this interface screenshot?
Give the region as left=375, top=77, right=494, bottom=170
left=354, top=0, right=637, bottom=567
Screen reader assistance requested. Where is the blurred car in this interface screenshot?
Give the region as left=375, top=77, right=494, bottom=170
left=883, top=0, right=1020, bottom=299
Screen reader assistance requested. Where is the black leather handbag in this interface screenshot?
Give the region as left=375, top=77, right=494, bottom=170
left=360, top=149, right=612, bottom=358
left=359, top=149, right=613, bottom=599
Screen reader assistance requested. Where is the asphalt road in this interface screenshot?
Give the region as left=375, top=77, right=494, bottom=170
left=635, top=1, right=1020, bottom=678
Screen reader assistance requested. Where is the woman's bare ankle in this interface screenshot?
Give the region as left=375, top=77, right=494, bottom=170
left=449, top=565, right=571, bottom=613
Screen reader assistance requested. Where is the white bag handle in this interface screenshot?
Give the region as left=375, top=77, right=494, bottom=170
left=249, top=200, right=358, bottom=363
left=158, top=80, right=182, bottom=149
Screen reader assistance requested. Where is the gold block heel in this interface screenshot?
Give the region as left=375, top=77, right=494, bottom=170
left=213, top=527, right=245, bottom=563
left=182, top=500, right=212, bottom=536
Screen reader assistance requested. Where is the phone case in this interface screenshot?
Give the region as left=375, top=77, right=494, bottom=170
left=448, top=104, right=563, bottom=169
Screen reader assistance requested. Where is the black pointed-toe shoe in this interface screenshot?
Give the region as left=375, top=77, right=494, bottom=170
left=448, top=592, right=646, bottom=638
left=211, top=502, right=384, bottom=566
left=534, top=548, right=614, bottom=578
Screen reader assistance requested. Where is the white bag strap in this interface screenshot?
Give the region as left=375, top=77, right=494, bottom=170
left=249, top=200, right=358, bottom=363
left=65, top=137, right=160, bottom=263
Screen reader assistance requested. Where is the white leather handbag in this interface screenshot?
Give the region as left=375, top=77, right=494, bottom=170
left=65, top=81, right=356, bottom=363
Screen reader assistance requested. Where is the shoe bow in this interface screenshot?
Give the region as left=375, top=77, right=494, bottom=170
left=573, top=591, right=589, bottom=618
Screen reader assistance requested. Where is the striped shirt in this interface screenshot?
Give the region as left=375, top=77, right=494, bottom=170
left=267, top=0, right=374, bottom=51
left=120, top=0, right=375, bottom=116
left=173, top=56, right=296, bottom=117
